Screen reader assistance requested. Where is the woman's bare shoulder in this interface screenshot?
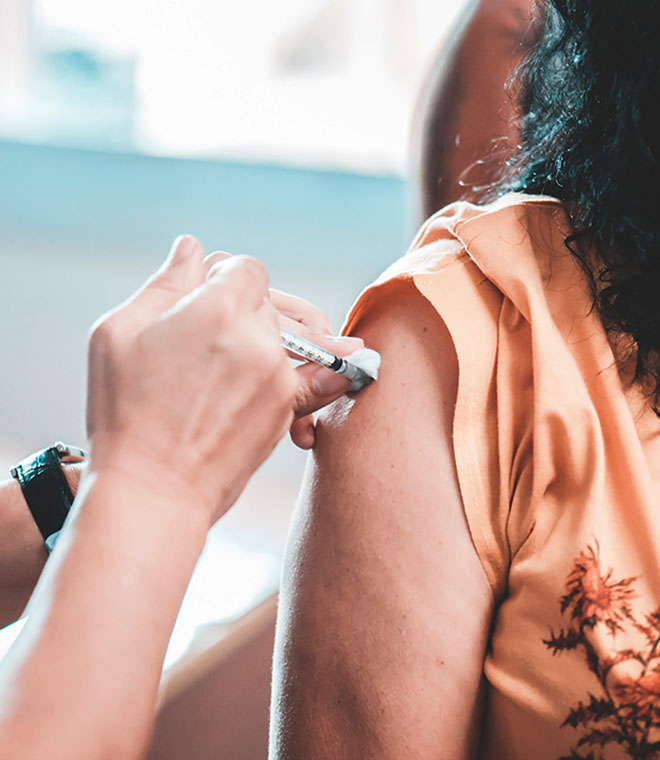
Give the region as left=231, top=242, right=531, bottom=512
left=271, top=279, right=494, bottom=760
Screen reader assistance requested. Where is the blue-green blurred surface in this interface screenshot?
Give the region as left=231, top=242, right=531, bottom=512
left=0, top=139, right=409, bottom=448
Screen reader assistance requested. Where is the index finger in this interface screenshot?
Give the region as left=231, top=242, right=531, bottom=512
left=270, top=289, right=332, bottom=335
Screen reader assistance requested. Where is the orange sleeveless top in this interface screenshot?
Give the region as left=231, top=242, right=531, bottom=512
left=343, top=194, right=660, bottom=759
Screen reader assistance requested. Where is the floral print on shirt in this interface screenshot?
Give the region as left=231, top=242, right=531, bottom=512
left=545, top=543, right=660, bottom=759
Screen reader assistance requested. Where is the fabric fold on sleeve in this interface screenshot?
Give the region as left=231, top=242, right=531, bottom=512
left=342, top=204, right=516, bottom=601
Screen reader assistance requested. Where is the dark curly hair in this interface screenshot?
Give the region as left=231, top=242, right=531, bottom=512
left=503, top=0, right=660, bottom=413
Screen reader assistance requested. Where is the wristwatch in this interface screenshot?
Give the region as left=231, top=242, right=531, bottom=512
left=10, top=442, right=87, bottom=551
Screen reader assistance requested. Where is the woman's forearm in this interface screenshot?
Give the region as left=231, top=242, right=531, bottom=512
left=0, top=468, right=208, bottom=760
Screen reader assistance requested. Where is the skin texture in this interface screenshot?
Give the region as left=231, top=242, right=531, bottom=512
left=410, top=0, right=539, bottom=220
left=271, top=281, right=494, bottom=759
left=0, top=236, right=355, bottom=760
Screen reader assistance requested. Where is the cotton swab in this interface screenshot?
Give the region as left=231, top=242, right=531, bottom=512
left=281, top=328, right=381, bottom=392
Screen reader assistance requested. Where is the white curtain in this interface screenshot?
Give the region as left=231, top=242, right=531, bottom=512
left=27, top=0, right=467, bottom=172
left=0, top=0, right=33, bottom=120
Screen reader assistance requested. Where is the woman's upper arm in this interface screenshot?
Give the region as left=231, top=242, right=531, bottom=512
left=270, top=280, right=495, bottom=760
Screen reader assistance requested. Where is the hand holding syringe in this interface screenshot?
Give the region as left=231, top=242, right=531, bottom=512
left=204, top=252, right=381, bottom=450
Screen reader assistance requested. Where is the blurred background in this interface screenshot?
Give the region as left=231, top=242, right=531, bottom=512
left=0, top=0, right=464, bottom=754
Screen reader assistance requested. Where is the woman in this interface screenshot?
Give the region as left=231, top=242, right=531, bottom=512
left=271, top=2, right=660, bottom=758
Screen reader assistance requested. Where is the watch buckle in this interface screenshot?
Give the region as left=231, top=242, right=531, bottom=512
left=54, top=442, right=87, bottom=461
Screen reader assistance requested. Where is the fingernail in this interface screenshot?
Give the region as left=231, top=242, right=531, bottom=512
left=169, top=234, right=197, bottom=262
left=312, top=367, right=350, bottom=397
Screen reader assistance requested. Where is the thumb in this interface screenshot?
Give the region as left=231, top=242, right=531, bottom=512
left=293, top=361, right=350, bottom=418
left=290, top=364, right=351, bottom=450
left=129, top=235, right=205, bottom=318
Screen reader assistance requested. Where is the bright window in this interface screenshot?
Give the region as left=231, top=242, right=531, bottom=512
left=2, top=0, right=464, bottom=173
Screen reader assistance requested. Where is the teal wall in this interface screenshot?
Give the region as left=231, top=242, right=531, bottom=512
left=0, top=139, right=407, bottom=269
left=0, top=141, right=410, bottom=448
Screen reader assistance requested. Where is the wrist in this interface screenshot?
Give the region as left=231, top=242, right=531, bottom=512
left=87, top=435, right=221, bottom=529
left=61, top=462, right=85, bottom=499
left=60, top=467, right=210, bottom=579
left=82, top=455, right=213, bottom=538
left=0, top=476, right=48, bottom=577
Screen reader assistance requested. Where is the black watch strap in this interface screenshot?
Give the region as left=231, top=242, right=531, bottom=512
left=11, top=446, right=76, bottom=539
